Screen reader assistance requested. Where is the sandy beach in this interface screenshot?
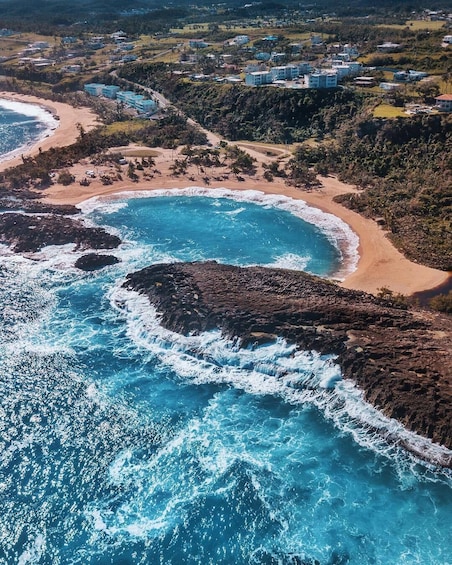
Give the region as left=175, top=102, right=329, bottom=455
left=0, top=92, right=98, bottom=168
left=1, top=93, right=449, bottom=297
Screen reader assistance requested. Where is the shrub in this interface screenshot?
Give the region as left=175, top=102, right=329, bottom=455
left=57, top=169, right=75, bottom=185
left=429, top=291, right=452, bottom=314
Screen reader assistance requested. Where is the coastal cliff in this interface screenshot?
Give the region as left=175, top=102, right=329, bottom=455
left=123, top=261, right=452, bottom=464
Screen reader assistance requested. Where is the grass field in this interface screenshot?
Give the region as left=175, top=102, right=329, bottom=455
left=118, top=148, right=161, bottom=158
left=104, top=120, right=149, bottom=135
left=379, top=20, right=447, bottom=31
left=373, top=104, right=408, bottom=118
left=235, top=141, right=293, bottom=157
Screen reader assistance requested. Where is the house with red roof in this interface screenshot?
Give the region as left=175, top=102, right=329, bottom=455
left=435, top=94, right=452, bottom=111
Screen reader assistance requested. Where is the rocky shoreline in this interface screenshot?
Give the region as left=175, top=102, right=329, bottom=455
left=0, top=185, right=122, bottom=259
left=123, top=261, right=452, bottom=467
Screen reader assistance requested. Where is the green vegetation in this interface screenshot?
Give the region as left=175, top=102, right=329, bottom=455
left=0, top=112, right=207, bottom=192
left=373, top=104, right=408, bottom=118
left=118, top=63, right=370, bottom=143
left=381, top=20, right=447, bottom=31
left=300, top=114, right=452, bottom=270
left=376, top=287, right=409, bottom=307
left=429, top=291, right=452, bottom=313
left=57, top=170, right=75, bottom=186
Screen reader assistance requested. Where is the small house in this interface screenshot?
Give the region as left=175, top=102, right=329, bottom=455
left=435, top=94, right=452, bottom=112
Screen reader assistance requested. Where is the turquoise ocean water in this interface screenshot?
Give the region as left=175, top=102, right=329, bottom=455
left=0, top=107, right=451, bottom=564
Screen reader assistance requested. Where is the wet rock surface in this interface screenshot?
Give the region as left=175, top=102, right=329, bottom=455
left=0, top=199, right=79, bottom=215
left=0, top=212, right=121, bottom=253
left=75, top=253, right=120, bottom=271
left=123, top=261, right=452, bottom=460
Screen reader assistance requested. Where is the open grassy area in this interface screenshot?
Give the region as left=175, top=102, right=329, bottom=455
left=373, top=104, right=408, bottom=118
left=151, top=50, right=180, bottom=64
left=380, top=20, right=447, bottom=31
left=0, top=33, right=56, bottom=60
left=117, top=147, right=161, bottom=158
left=436, top=78, right=452, bottom=94
left=284, top=32, right=312, bottom=42
left=170, top=23, right=211, bottom=34
left=104, top=120, right=149, bottom=135
left=235, top=141, right=293, bottom=157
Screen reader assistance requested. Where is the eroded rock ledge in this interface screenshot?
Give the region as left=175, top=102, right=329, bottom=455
left=0, top=212, right=121, bottom=253
left=123, top=261, right=452, bottom=464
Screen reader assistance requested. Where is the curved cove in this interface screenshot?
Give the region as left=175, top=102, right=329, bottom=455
left=83, top=190, right=357, bottom=278
left=0, top=193, right=450, bottom=564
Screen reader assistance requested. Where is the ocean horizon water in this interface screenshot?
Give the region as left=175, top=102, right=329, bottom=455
left=0, top=103, right=451, bottom=565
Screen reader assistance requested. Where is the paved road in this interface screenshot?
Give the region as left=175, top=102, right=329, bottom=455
left=109, top=69, right=287, bottom=165
left=111, top=69, right=222, bottom=144
left=110, top=69, right=171, bottom=110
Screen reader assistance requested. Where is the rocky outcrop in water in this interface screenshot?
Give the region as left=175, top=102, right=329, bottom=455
left=75, top=253, right=120, bottom=271
left=0, top=198, right=79, bottom=215
left=0, top=185, right=80, bottom=215
left=0, top=212, right=121, bottom=253
left=123, top=261, right=452, bottom=464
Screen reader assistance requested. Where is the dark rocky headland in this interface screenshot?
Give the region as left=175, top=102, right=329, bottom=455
left=0, top=212, right=120, bottom=253
left=123, top=261, right=452, bottom=467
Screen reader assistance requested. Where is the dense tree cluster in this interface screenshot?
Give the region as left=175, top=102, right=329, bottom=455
left=300, top=114, right=452, bottom=270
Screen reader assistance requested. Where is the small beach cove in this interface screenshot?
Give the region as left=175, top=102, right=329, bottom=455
left=0, top=92, right=448, bottom=298
left=0, top=93, right=451, bottom=564
left=0, top=91, right=98, bottom=167
left=42, top=142, right=450, bottom=297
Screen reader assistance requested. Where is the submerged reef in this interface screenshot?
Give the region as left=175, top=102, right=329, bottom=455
left=123, top=261, right=452, bottom=467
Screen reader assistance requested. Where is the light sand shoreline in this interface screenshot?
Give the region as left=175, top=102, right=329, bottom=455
left=0, top=92, right=98, bottom=168
left=1, top=93, right=449, bottom=297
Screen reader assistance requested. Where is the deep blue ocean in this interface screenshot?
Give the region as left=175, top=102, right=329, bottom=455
left=0, top=107, right=451, bottom=565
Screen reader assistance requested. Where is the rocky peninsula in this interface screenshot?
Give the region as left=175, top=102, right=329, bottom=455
left=0, top=211, right=120, bottom=253
left=123, top=261, right=452, bottom=466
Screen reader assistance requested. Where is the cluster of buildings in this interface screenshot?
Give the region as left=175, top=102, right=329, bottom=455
left=393, top=69, right=428, bottom=82
left=15, top=30, right=140, bottom=70
left=242, top=37, right=365, bottom=88
left=18, top=41, right=54, bottom=67
left=84, top=83, right=158, bottom=114
left=245, top=60, right=363, bottom=89
left=86, top=32, right=138, bottom=63
left=185, top=35, right=365, bottom=89
left=378, top=69, right=429, bottom=91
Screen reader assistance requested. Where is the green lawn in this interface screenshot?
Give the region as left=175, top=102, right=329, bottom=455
left=379, top=20, right=446, bottom=31
left=104, top=120, right=149, bottom=135
left=373, top=104, right=408, bottom=118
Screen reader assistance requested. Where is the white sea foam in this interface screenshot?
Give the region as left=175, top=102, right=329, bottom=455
left=267, top=252, right=310, bottom=271
left=17, top=533, right=46, bottom=565
left=80, top=187, right=360, bottom=280
left=112, top=285, right=452, bottom=470
left=0, top=98, right=59, bottom=163
left=223, top=206, right=246, bottom=216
